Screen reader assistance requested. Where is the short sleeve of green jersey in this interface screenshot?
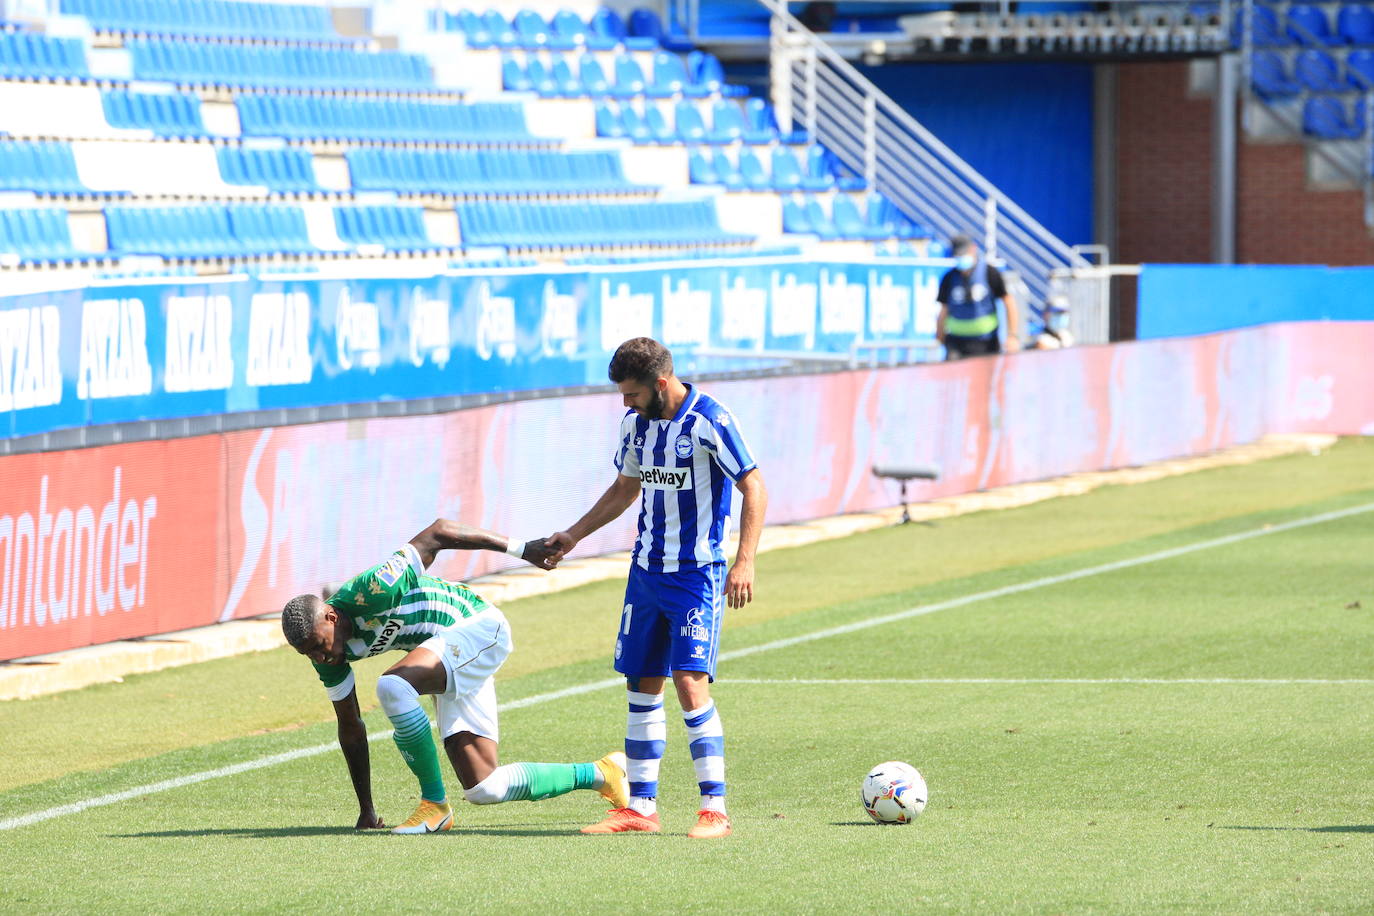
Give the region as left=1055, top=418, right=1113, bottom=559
left=313, top=661, right=355, bottom=702
left=325, top=543, right=425, bottom=617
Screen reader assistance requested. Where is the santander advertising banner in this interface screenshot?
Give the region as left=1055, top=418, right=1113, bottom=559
left=2, top=320, right=1372, bottom=660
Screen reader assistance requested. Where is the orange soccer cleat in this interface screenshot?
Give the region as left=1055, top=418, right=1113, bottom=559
left=580, top=807, right=662, bottom=834
left=686, top=809, right=732, bottom=839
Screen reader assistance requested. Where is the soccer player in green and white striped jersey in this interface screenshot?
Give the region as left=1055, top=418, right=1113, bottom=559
left=280, top=518, right=629, bottom=834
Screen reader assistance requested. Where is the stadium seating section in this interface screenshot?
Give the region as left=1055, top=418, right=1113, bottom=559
left=1235, top=2, right=1374, bottom=140
left=0, top=3, right=935, bottom=267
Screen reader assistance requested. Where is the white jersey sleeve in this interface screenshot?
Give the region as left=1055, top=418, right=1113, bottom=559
left=612, top=410, right=641, bottom=478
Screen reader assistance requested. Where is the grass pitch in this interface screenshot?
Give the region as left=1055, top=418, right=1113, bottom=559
left=1, top=438, right=1372, bottom=914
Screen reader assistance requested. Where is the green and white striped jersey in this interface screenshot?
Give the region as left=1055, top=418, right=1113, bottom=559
left=312, top=543, right=493, bottom=701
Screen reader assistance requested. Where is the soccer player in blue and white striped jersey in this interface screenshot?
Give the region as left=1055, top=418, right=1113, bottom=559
left=549, top=337, right=768, bottom=839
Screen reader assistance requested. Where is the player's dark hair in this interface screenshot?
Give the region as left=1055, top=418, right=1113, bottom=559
left=608, top=337, right=673, bottom=386
left=950, top=234, right=975, bottom=256
left=281, top=594, right=321, bottom=646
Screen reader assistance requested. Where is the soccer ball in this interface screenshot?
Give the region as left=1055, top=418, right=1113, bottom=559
left=861, top=761, right=928, bottom=824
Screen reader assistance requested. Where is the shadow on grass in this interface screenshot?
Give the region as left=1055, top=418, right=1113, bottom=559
left=1219, top=825, right=1374, bottom=834
left=829, top=820, right=886, bottom=828
left=113, top=822, right=595, bottom=840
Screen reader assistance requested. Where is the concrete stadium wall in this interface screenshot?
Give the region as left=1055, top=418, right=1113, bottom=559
left=2, top=321, right=1372, bottom=661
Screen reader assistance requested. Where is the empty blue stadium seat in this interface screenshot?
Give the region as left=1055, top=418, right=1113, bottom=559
left=1337, top=4, right=1374, bottom=45
left=102, top=89, right=207, bottom=136
left=0, top=208, right=82, bottom=262
left=595, top=100, right=625, bottom=137
left=596, top=7, right=654, bottom=50
left=688, top=50, right=748, bottom=97
left=501, top=55, right=533, bottom=92
left=712, top=149, right=745, bottom=190
left=803, top=196, right=840, bottom=240
left=770, top=146, right=804, bottom=191
left=618, top=105, right=654, bottom=143
left=580, top=55, right=613, bottom=94
left=738, top=147, right=771, bottom=190
left=217, top=147, right=319, bottom=193
left=482, top=9, right=519, bottom=48
left=612, top=54, right=648, bottom=97
left=781, top=196, right=813, bottom=234
left=1233, top=4, right=1288, bottom=47
left=707, top=98, right=746, bottom=144
left=651, top=51, right=708, bottom=98
left=832, top=194, right=885, bottom=240
left=1286, top=4, right=1337, bottom=46
left=456, top=9, right=494, bottom=48
left=1250, top=51, right=1301, bottom=98
left=1303, top=96, right=1362, bottom=138
left=673, top=100, right=708, bottom=142
left=0, top=31, right=89, bottom=79
left=1348, top=48, right=1374, bottom=89
left=549, top=55, right=583, bottom=95
left=689, top=148, right=718, bottom=185
left=801, top=145, right=835, bottom=192
left=552, top=9, right=592, bottom=48
left=515, top=8, right=576, bottom=50
left=644, top=105, right=676, bottom=143
left=1295, top=49, right=1344, bottom=91
left=0, top=141, right=89, bottom=194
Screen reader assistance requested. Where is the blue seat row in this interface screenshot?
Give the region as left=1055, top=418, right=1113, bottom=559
left=783, top=193, right=928, bottom=242
left=1251, top=48, right=1374, bottom=97
left=127, top=38, right=431, bottom=89
left=60, top=0, right=336, bottom=39
left=597, top=98, right=804, bottom=146
left=0, top=141, right=89, bottom=194
left=235, top=95, right=533, bottom=143
left=457, top=199, right=749, bottom=248
left=690, top=145, right=854, bottom=193
left=106, top=204, right=314, bottom=257
left=435, top=6, right=663, bottom=52
left=346, top=148, right=634, bottom=195
left=102, top=89, right=207, bottom=136
left=503, top=49, right=744, bottom=99
left=334, top=205, right=439, bottom=251
left=0, top=208, right=81, bottom=262
left=1236, top=3, right=1374, bottom=48
left=216, top=147, right=319, bottom=193
left=0, top=31, right=88, bottom=79
left=1303, top=95, right=1368, bottom=138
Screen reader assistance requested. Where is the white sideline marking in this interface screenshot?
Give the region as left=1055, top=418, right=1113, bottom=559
left=727, top=678, right=1374, bottom=686
left=3, top=500, right=1370, bottom=832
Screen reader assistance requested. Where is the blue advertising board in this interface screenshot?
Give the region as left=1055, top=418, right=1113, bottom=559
left=0, top=257, right=949, bottom=440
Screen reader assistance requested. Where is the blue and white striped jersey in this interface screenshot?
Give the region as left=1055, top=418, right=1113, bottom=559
left=613, top=384, right=757, bottom=573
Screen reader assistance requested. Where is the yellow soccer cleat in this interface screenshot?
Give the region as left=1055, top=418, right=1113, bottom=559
left=687, top=809, right=732, bottom=839
left=594, top=751, right=630, bottom=809
left=390, top=799, right=453, bottom=835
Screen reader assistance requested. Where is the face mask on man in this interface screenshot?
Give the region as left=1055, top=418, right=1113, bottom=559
left=955, top=254, right=975, bottom=271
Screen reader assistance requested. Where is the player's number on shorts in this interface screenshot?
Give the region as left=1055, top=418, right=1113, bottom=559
left=621, top=603, right=633, bottom=635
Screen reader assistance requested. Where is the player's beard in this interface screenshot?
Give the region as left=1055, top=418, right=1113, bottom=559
left=643, top=387, right=667, bottom=420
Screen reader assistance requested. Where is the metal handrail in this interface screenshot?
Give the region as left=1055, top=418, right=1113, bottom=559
left=759, top=0, right=1088, bottom=308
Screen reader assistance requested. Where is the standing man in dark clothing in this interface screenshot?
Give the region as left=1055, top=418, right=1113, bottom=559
left=936, top=234, right=1022, bottom=360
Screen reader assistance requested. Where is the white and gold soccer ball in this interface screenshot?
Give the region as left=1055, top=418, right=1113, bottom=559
left=861, top=761, right=928, bottom=824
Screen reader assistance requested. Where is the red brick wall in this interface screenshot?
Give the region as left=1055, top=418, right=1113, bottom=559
left=1115, top=61, right=1214, bottom=264
left=1115, top=60, right=1374, bottom=266
left=1237, top=143, right=1374, bottom=265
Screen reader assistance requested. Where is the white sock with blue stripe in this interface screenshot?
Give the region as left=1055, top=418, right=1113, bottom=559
left=625, top=690, right=665, bottom=816
left=683, top=700, right=726, bottom=814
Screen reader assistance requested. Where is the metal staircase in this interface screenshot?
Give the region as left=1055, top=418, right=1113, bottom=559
left=754, top=0, right=1089, bottom=310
